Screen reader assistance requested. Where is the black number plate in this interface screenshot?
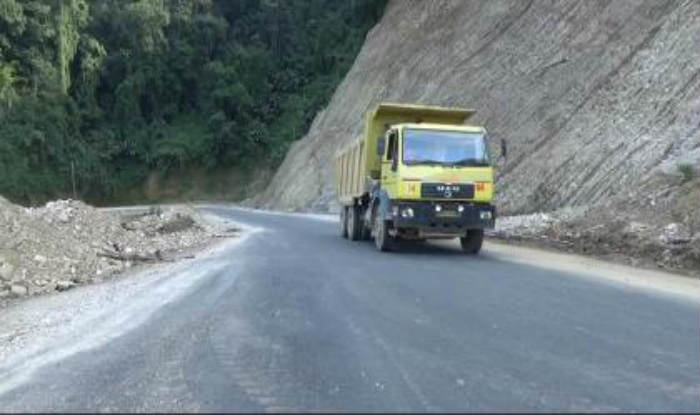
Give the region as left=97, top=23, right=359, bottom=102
left=421, top=183, right=474, bottom=199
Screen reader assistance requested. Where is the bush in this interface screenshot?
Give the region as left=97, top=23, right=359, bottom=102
left=677, top=163, right=695, bottom=182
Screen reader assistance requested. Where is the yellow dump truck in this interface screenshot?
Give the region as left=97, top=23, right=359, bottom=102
left=334, top=102, right=503, bottom=253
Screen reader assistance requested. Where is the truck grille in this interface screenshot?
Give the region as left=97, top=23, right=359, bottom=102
left=421, top=183, right=474, bottom=199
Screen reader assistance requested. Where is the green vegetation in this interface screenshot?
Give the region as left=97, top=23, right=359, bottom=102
left=0, top=0, right=385, bottom=205
left=677, top=163, right=695, bottom=182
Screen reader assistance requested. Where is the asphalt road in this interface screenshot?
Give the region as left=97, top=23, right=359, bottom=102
left=1, top=207, right=698, bottom=412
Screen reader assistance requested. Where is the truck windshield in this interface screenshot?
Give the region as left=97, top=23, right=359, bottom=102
left=403, top=129, right=489, bottom=167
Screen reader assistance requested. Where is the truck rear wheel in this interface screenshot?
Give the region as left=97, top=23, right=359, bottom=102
left=460, top=229, right=484, bottom=254
left=348, top=206, right=361, bottom=241
left=361, top=223, right=371, bottom=241
left=339, top=207, right=348, bottom=238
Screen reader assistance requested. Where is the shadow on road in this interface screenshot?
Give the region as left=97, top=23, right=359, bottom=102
left=389, top=240, right=464, bottom=256
left=340, top=237, right=493, bottom=259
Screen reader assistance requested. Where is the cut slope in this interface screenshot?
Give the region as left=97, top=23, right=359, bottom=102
left=256, top=0, right=700, bottom=216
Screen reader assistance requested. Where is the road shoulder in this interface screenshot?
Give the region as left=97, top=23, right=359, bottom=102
left=441, top=238, right=700, bottom=302
left=0, top=210, right=254, bottom=396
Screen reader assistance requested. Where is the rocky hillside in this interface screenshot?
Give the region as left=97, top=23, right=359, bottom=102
left=256, top=0, right=699, bottom=218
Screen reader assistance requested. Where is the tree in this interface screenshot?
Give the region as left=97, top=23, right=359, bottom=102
left=0, top=0, right=387, bottom=204
left=0, top=62, right=17, bottom=109
left=56, top=0, right=90, bottom=93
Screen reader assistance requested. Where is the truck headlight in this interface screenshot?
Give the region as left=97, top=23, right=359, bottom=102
left=480, top=211, right=492, bottom=220
left=434, top=204, right=442, bottom=212
left=401, top=207, right=414, bottom=218
left=458, top=205, right=465, bottom=213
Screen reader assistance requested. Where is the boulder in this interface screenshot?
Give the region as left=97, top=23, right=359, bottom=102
left=0, top=257, right=15, bottom=281
left=660, top=223, right=692, bottom=245
left=56, top=280, right=76, bottom=292
left=10, top=284, right=28, bottom=297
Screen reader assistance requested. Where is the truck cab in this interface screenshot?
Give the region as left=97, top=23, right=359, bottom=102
left=376, top=123, right=495, bottom=248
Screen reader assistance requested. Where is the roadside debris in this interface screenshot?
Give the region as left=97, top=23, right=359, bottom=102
left=488, top=205, right=700, bottom=277
left=0, top=197, right=236, bottom=303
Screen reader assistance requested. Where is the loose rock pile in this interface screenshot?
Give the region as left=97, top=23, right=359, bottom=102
left=0, top=197, right=233, bottom=302
left=488, top=204, right=700, bottom=277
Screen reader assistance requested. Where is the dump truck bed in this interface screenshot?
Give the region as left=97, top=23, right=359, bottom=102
left=335, top=138, right=367, bottom=204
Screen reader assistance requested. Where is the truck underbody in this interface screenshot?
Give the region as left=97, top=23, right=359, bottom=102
left=340, top=194, right=495, bottom=254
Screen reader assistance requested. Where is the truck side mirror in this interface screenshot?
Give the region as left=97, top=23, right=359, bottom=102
left=501, top=138, right=508, bottom=160
left=377, top=138, right=385, bottom=156
left=391, top=145, right=398, bottom=171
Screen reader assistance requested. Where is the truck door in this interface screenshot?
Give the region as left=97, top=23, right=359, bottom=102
left=381, top=129, right=400, bottom=198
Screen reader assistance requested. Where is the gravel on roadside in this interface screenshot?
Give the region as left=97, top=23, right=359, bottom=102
left=0, top=197, right=239, bottom=307
left=488, top=204, right=700, bottom=278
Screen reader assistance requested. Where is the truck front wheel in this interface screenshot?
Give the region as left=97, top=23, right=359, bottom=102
left=374, top=215, right=392, bottom=251
left=460, top=229, right=484, bottom=254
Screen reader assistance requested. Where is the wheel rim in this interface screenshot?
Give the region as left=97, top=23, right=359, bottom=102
left=375, top=217, right=383, bottom=248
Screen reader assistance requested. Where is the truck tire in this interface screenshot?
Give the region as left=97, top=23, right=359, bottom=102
left=374, top=215, right=392, bottom=251
left=339, top=207, right=348, bottom=238
left=348, top=206, right=361, bottom=241
left=361, top=223, right=371, bottom=241
left=460, top=229, right=484, bottom=254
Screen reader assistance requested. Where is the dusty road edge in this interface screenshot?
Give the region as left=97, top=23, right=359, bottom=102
left=0, top=208, right=258, bottom=396
left=474, top=240, right=697, bottom=302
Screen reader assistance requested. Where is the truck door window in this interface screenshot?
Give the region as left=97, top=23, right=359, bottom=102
left=386, top=131, right=396, bottom=161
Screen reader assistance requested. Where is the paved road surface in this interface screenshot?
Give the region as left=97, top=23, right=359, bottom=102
left=0, top=207, right=698, bottom=412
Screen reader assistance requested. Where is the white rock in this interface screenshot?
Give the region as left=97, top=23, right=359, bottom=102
left=660, top=223, right=692, bottom=245
left=10, top=284, right=28, bottom=296
left=56, top=280, right=75, bottom=291
left=57, top=211, right=71, bottom=223
left=0, top=261, right=14, bottom=281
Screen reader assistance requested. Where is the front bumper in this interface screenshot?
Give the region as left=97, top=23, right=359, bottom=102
left=390, top=201, right=496, bottom=230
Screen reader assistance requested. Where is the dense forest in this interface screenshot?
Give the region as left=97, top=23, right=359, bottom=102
left=0, top=0, right=385, bottom=205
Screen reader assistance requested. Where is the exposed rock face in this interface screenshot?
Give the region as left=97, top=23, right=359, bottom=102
left=256, top=0, right=700, bottom=218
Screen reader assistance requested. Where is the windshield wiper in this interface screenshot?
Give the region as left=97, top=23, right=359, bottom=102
left=404, top=159, right=446, bottom=166
left=450, top=158, right=490, bottom=167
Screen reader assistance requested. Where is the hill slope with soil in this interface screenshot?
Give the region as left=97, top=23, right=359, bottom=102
left=254, top=0, right=699, bottom=273
left=258, top=0, right=699, bottom=214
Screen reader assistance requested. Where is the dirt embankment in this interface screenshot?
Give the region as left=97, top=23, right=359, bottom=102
left=0, top=197, right=236, bottom=306
left=490, top=176, right=700, bottom=277
left=253, top=0, right=699, bottom=274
